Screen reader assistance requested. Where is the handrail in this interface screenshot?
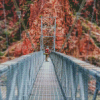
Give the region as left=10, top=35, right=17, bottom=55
left=50, top=52, right=100, bottom=100
left=0, top=51, right=44, bottom=100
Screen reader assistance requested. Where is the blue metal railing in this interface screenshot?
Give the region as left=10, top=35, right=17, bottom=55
left=0, top=51, right=44, bottom=100
left=50, top=52, right=100, bottom=100
left=0, top=51, right=100, bottom=100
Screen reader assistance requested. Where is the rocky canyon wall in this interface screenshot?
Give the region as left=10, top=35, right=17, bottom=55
left=0, top=0, right=100, bottom=63
left=27, top=0, right=100, bottom=59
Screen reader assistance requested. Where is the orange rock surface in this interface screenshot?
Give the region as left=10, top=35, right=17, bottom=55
left=0, top=0, right=100, bottom=62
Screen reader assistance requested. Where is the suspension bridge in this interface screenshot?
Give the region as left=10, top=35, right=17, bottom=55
left=0, top=0, right=100, bottom=100
left=0, top=51, right=100, bottom=100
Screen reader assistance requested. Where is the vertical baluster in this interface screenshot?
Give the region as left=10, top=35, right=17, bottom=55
left=32, top=54, right=35, bottom=82
left=84, top=71, right=88, bottom=100
left=23, top=58, right=30, bottom=100
left=60, top=56, right=63, bottom=84
left=93, top=81, right=100, bottom=100
left=58, top=56, right=61, bottom=81
left=33, top=53, right=35, bottom=77
left=34, top=54, right=36, bottom=78
left=6, top=65, right=12, bottom=99
left=61, top=57, right=64, bottom=89
left=30, top=55, right=34, bottom=89
left=55, top=55, right=58, bottom=76
left=79, top=70, right=88, bottom=100
left=17, top=59, right=27, bottom=100
left=63, top=58, right=67, bottom=93
left=62, top=57, right=67, bottom=99
left=29, top=55, right=32, bottom=91
left=70, top=63, right=76, bottom=100
left=17, top=62, right=23, bottom=100
left=66, top=60, right=71, bottom=100
left=0, top=88, right=3, bottom=100
left=28, top=57, right=31, bottom=96
left=57, top=55, right=59, bottom=78
left=7, top=64, right=18, bottom=100
left=75, top=66, right=79, bottom=96
left=93, top=88, right=98, bottom=100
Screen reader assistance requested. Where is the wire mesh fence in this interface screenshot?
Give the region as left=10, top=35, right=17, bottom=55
left=0, top=51, right=44, bottom=100
left=50, top=52, right=100, bottom=100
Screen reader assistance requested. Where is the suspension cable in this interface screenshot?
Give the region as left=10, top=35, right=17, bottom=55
left=12, top=0, right=36, bottom=51
left=73, top=0, right=96, bottom=21
left=59, top=0, right=86, bottom=52
left=2, top=0, right=9, bottom=58
left=86, top=0, right=96, bottom=61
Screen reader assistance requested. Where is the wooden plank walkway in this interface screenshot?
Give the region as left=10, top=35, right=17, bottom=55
left=29, top=58, right=64, bottom=100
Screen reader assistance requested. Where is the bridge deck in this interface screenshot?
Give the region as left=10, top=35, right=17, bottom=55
left=29, top=58, right=64, bottom=100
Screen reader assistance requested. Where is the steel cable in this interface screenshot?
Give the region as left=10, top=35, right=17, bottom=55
left=2, top=0, right=9, bottom=59
left=59, top=0, right=86, bottom=52
left=86, top=0, right=96, bottom=61
left=12, top=0, right=36, bottom=51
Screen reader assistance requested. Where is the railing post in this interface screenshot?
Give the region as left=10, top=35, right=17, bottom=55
left=59, top=56, right=63, bottom=83
left=79, top=70, right=88, bottom=100
left=93, top=89, right=99, bottom=100
left=23, top=58, right=30, bottom=100
left=17, top=60, right=27, bottom=100
left=7, top=65, right=18, bottom=100
left=66, top=60, right=71, bottom=99
left=70, top=63, right=76, bottom=100
left=17, top=62, right=23, bottom=99
left=6, top=66, right=13, bottom=99
left=93, top=81, right=100, bottom=100
left=0, top=89, right=2, bottom=100
left=61, top=57, right=66, bottom=93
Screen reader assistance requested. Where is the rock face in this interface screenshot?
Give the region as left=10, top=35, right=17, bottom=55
left=69, top=0, right=100, bottom=25
left=0, top=0, right=100, bottom=62
left=25, top=0, right=100, bottom=59
left=0, top=0, right=18, bottom=22
left=0, top=0, right=31, bottom=58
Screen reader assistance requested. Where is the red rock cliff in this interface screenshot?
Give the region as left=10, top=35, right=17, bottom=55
left=1, top=0, right=100, bottom=62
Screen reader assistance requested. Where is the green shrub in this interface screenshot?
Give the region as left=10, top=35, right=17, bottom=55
left=69, top=13, right=72, bottom=16
left=15, top=22, right=19, bottom=25
left=91, top=35, right=97, bottom=41
left=27, top=1, right=33, bottom=4
left=95, top=43, right=100, bottom=47
left=96, top=26, right=99, bottom=30
left=0, top=52, right=4, bottom=56
left=82, top=30, right=85, bottom=33
left=39, top=15, right=42, bottom=18
left=25, top=6, right=28, bottom=9
left=56, top=24, right=58, bottom=27
left=4, top=42, right=7, bottom=45
left=3, top=31, right=10, bottom=36
left=73, top=11, right=76, bottom=15
left=93, top=22, right=97, bottom=26
left=86, top=20, right=88, bottom=24
left=85, top=27, right=89, bottom=32
left=86, top=17, right=89, bottom=21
